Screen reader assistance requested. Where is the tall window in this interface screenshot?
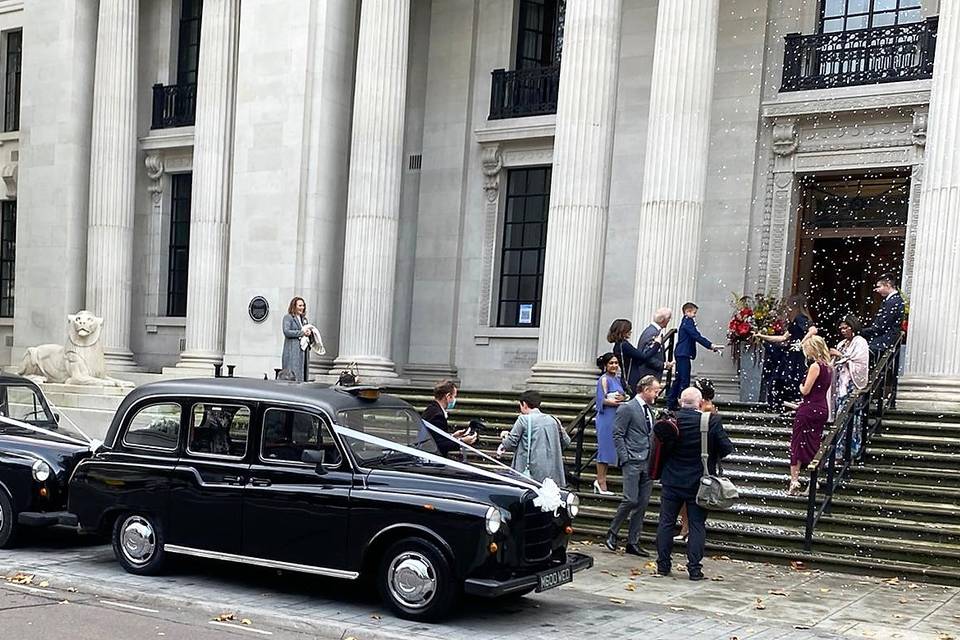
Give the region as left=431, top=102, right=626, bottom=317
left=820, top=0, right=922, bottom=32
left=177, top=0, right=202, bottom=85
left=515, top=0, right=563, bottom=69
left=167, top=173, right=192, bottom=317
left=0, top=201, right=15, bottom=318
left=497, top=167, right=551, bottom=328
left=4, top=30, right=21, bottom=132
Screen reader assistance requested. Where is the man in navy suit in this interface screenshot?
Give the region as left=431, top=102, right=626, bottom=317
left=666, top=302, right=722, bottom=410
left=860, top=274, right=905, bottom=358
left=636, top=307, right=673, bottom=382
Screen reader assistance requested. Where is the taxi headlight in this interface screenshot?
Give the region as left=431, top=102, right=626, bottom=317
left=565, top=491, right=580, bottom=518
left=32, top=460, right=52, bottom=483
left=484, top=506, right=502, bottom=535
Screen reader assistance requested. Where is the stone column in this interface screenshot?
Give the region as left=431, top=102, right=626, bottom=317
left=333, top=0, right=410, bottom=381
left=85, top=0, right=140, bottom=371
left=174, top=0, right=241, bottom=373
left=631, top=0, right=720, bottom=322
left=528, top=0, right=623, bottom=389
left=900, top=1, right=960, bottom=409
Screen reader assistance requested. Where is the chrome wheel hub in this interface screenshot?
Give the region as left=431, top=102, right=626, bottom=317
left=387, top=552, right=437, bottom=609
left=119, top=516, right=156, bottom=565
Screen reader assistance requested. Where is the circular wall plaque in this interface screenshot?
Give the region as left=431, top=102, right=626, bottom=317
left=248, top=296, right=269, bottom=323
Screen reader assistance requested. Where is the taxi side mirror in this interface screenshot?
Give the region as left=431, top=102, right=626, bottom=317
left=301, top=449, right=327, bottom=474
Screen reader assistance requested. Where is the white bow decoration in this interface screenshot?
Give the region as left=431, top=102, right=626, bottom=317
left=532, top=477, right=564, bottom=515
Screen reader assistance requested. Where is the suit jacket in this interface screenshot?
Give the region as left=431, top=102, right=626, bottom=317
left=613, top=399, right=654, bottom=467
left=659, top=408, right=734, bottom=490
left=674, top=316, right=713, bottom=360
left=421, top=400, right=458, bottom=457
left=636, top=323, right=666, bottom=381
left=861, top=292, right=905, bottom=353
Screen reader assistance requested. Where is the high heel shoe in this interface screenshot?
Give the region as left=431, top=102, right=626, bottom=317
left=787, top=480, right=802, bottom=496
left=593, top=480, right=615, bottom=496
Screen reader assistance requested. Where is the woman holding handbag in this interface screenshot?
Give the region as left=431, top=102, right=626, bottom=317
left=607, top=318, right=643, bottom=395
left=497, top=390, right=571, bottom=487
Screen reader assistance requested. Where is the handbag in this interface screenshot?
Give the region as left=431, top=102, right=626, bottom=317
left=695, top=412, right=739, bottom=510
left=614, top=341, right=633, bottom=397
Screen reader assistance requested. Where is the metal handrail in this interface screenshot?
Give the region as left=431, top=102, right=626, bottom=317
left=802, top=332, right=904, bottom=550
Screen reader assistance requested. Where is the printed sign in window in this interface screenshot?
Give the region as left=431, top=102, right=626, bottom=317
left=518, top=304, right=533, bottom=325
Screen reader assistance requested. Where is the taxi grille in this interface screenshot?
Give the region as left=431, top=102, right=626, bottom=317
left=521, top=497, right=555, bottom=564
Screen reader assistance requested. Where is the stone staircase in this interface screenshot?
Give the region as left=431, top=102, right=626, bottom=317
left=389, top=387, right=960, bottom=586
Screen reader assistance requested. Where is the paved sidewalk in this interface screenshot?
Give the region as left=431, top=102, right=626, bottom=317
left=0, top=530, right=957, bottom=640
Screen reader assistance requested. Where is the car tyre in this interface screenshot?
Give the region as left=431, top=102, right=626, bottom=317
left=112, top=513, right=166, bottom=575
left=377, top=537, right=457, bottom=621
left=0, top=491, right=18, bottom=548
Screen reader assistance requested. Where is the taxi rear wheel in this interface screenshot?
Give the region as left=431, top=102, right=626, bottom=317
left=112, top=513, right=166, bottom=575
left=0, top=491, right=18, bottom=548
left=377, top=537, right=457, bottom=621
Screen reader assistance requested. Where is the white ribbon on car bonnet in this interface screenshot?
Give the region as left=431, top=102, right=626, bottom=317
left=0, top=414, right=94, bottom=448
left=335, top=421, right=565, bottom=512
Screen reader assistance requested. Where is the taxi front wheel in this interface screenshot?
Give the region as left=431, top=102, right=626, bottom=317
left=0, top=491, right=18, bottom=548
left=377, top=537, right=457, bottom=621
left=112, top=513, right=167, bottom=575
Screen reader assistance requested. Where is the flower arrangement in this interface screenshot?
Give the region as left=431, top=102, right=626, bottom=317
left=727, top=293, right=782, bottom=369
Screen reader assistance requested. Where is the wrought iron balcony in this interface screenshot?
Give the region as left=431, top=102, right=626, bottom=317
left=489, top=64, right=560, bottom=119
left=781, top=16, right=937, bottom=92
left=151, top=83, right=197, bottom=129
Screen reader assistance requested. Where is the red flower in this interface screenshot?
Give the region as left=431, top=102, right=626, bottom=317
left=736, top=323, right=751, bottom=337
left=738, top=308, right=754, bottom=318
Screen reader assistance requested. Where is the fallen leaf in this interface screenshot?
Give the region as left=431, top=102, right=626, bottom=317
left=643, top=561, right=657, bottom=570
left=624, top=583, right=637, bottom=592
left=768, top=589, right=789, bottom=596
left=213, top=613, right=235, bottom=622
left=609, top=597, right=626, bottom=605
left=711, top=575, right=725, bottom=582
left=38, top=581, right=49, bottom=588
left=790, top=561, right=807, bottom=571
left=240, top=619, right=252, bottom=626
left=820, top=588, right=830, bottom=593
left=8, top=573, right=34, bottom=585
left=670, top=606, right=685, bottom=612
left=883, top=577, right=900, bottom=586
left=754, top=598, right=766, bottom=610
left=58, top=600, right=69, bottom=605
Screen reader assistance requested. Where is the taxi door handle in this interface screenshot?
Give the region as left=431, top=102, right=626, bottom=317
left=250, top=478, right=272, bottom=487
left=223, top=475, right=244, bottom=486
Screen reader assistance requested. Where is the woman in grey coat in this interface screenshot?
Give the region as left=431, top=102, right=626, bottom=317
left=281, top=296, right=312, bottom=382
left=498, top=390, right=571, bottom=487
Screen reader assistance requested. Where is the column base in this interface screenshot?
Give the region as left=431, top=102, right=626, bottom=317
left=526, top=361, right=598, bottom=394
left=403, top=364, right=459, bottom=387
left=895, top=375, right=960, bottom=412
left=162, top=351, right=222, bottom=377
left=104, top=350, right=144, bottom=374
left=331, top=355, right=408, bottom=387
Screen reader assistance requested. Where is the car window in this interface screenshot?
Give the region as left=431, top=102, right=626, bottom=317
left=188, top=403, right=250, bottom=458
left=261, top=408, right=342, bottom=466
left=337, top=408, right=440, bottom=467
left=123, top=403, right=182, bottom=451
left=2, top=385, right=55, bottom=425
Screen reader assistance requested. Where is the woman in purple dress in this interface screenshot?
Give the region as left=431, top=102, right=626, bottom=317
left=594, top=352, right=626, bottom=495
left=788, top=336, right=834, bottom=495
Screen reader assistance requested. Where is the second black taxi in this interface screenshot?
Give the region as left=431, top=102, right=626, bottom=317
left=68, top=378, right=591, bottom=620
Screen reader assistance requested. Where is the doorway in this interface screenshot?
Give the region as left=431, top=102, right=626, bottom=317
left=794, top=170, right=908, bottom=343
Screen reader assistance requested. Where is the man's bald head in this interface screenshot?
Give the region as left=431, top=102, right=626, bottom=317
left=680, top=387, right=702, bottom=408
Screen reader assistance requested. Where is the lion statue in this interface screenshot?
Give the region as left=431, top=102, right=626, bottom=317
left=17, top=310, right=134, bottom=387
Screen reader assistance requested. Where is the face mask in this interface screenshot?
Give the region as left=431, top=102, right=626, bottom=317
left=447, top=397, right=456, bottom=410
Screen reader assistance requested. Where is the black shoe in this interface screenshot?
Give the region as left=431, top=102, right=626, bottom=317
left=688, top=572, right=705, bottom=581
left=656, top=567, right=671, bottom=577
left=624, top=544, right=650, bottom=557
left=604, top=532, right=618, bottom=552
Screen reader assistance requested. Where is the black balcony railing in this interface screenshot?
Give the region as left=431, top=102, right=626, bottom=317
left=151, top=83, right=197, bottom=129
left=781, top=16, right=937, bottom=92
left=489, top=64, right=560, bottom=120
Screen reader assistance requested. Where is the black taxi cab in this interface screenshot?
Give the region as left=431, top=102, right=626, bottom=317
left=0, top=373, right=92, bottom=547
left=68, top=378, right=591, bottom=620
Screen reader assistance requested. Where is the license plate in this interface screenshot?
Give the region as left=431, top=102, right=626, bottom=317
left=536, top=565, right=572, bottom=592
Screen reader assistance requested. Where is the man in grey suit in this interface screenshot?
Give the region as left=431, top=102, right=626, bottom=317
left=636, top=307, right=673, bottom=381
left=605, top=375, right=661, bottom=557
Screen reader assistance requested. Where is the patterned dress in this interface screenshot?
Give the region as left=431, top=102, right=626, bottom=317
left=790, top=361, right=833, bottom=467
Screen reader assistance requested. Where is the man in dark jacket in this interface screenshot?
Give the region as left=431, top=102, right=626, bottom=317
left=420, top=380, right=476, bottom=457
left=606, top=375, right=661, bottom=556
left=655, top=387, right=734, bottom=580
left=860, top=274, right=905, bottom=358
left=636, top=307, right=673, bottom=382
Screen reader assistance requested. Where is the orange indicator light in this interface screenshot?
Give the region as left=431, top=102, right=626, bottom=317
left=488, top=542, right=498, bottom=554
left=39, top=487, right=48, bottom=498
left=564, top=526, right=573, bottom=535
left=423, top=504, right=436, bottom=510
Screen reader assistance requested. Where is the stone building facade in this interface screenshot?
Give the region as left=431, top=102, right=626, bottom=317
left=3, top=0, right=959, bottom=407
